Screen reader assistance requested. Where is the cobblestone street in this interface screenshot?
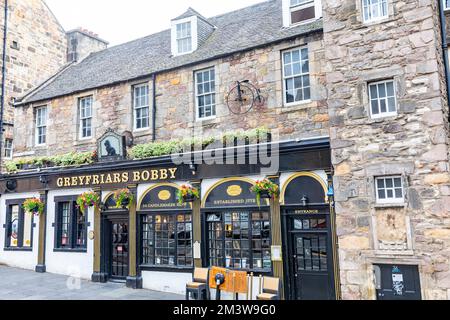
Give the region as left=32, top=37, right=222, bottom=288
left=0, top=265, right=184, bottom=300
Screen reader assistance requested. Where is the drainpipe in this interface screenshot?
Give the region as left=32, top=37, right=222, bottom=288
left=438, top=0, right=450, bottom=121
left=152, top=73, right=157, bottom=142
left=0, top=0, right=8, bottom=167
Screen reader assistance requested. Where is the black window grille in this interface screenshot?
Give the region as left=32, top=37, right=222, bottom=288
left=206, top=211, right=271, bottom=272
left=55, top=199, right=87, bottom=250
left=141, top=213, right=193, bottom=267
left=4, top=200, right=33, bottom=249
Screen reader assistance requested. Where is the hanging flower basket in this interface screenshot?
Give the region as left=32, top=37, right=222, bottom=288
left=114, top=188, right=134, bottom=209
left=176, top=184, right=200, bottom=205
left=23, top=198, right=45, bottom=217
left=76, top=191, right=100, bottom=215
left=250, top=179, right=280, bottom=206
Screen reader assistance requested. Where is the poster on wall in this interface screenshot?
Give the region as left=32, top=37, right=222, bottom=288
left=392, top=266, right=405, bottom=296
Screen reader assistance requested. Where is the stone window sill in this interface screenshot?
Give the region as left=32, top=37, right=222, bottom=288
left=133, top=129, right=152, bottom=138
left=374, top=203, right=406, bottom=209
left=196, top=117, right=220, bottom=126
left=354, top=16, right=396, bottom=30
left=373, top=250, right=415, bottom=257
left=278, top=101, right=318, bottom=114
left=73, top=139, right=95, bottom=147
left=366, top=114, right=402, bottom=124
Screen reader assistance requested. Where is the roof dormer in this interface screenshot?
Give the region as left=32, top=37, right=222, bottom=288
left=282, top=0, right=322, bottom=28
left=171, top=8, right=215, bottom=56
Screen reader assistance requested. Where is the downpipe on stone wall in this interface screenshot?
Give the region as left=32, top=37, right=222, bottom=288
left=152, top=73, right=157, bottom=142
left=438, top=0, right=450, bottom=122
left=0, top=0, right=9, bottom=167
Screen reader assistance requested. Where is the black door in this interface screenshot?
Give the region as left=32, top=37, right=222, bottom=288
left=376, top=264, right=422, bottom=300
left=110, top=219, right=129, bottom=279
left=287, top=215, right=335, bottom=300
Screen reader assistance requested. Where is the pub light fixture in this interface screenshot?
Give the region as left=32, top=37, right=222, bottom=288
left=100, top=202, right=107, bottom=211
left=327, top=186, right=334, bottom=197
left=190, top=163, right=197, bottom=176
left=301, top=195, right=309, bottom=207
left=39, top=175, right=49, bottom=185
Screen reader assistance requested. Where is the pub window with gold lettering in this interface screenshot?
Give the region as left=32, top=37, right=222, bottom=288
left=139, top=185, right=193, bottom=269
left=203, top=179, right=272, bottom=272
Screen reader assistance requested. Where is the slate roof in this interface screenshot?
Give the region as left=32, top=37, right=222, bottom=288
left=19, top=0, right=323, bottom=105
left=172, top=7, right=210, bottom=22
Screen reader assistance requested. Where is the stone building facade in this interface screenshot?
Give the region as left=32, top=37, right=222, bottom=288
left=0, top=0, right=67, bottom=163
left=13, top=32, right=328, bottom=157
left=323, top=0, right=450, bottom=300
left=1, top=0, right=450, bottom=300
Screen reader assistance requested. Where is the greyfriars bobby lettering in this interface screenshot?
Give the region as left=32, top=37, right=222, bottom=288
left=97, top=129, right=126, bottom=161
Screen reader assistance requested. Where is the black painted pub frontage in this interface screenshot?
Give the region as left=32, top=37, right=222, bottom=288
left=0, top=137, right=339, bottom=300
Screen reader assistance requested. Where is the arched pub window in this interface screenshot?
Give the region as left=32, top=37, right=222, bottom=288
left=138, top=184, right=193, bottom=269
left=202, top=178, right=271, bottom=272
left=281, top=172, right=336, bottom=300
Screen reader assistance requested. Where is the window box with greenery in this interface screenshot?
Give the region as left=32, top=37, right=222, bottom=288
left=5, top=151, right=97, bottom=173
left=176, top=184, right=200, bottom=204
left=76, top=191, right=100, bottom=214
left=250, top=179, right=280, bottom=206
left=54, top=196, right=88, bottom=252
left=114, top=189, right=134, bottom=209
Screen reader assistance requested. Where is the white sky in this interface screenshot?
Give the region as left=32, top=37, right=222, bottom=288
left=45, top=0, right=265, bottom=46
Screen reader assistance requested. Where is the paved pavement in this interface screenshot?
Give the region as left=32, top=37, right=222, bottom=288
left=0, top=265, right=184, bottom=300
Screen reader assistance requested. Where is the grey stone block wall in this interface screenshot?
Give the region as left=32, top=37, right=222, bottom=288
left=324, top=0, right=450, bottom=300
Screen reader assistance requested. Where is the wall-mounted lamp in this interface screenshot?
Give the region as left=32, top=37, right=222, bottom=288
left=100, top=202, right=107, bottom=211
left=190, top=163, right=197, bottom=176
left=327, top=186, right=334, bottom=197
left=39, top=175, right=49, bottom=185
left=6, top=179, right=17, bottom=192
left=301, top=195, right=309, bottom=207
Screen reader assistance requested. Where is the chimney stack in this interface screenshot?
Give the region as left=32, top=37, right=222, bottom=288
left=66, top=28, right=109, bottom=63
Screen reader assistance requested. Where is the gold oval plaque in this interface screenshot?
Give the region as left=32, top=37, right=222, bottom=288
left=158, top=190, right=171, bottom=201
left=227, top=185, right=242, bottom=197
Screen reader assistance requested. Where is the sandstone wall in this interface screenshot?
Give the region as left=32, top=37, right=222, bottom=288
left=323, top=0, right=450, bottom=300
left=0, top=0, right=67, bottom=154
left=13, top=33, right=329, bottom=157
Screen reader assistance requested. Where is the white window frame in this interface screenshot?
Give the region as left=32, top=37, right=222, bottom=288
left=375, top=176, right=405, bottom=204
left=195, top=67, right=217, bottom=121
left=362, top=0, right=389, bottom=23
left=444, top=0, right=450, bottom=11
left=35, top=106, right=47, bottom=146
left=133, top=83, right=150, bottom=131
left=368, top=79, right=397, bottom=119
left=176, top=22, right=192, bottom=54
left=171, top=16, right=198, bottom=56
left=4, top=138, right=13, bottom=159
left=282, top=46, right=311, bottom=107
left=78, top=96, right=93, bottom=140
left=282, top=0, right=322, bottom=27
